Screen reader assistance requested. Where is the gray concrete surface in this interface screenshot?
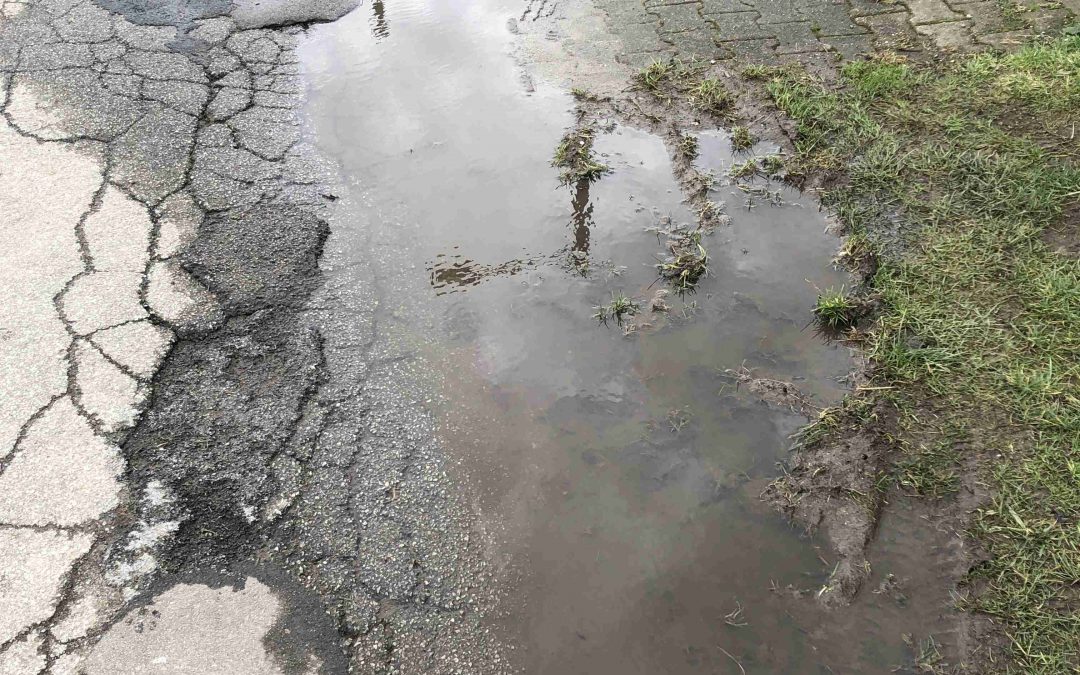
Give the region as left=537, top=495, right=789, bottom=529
left=0, top=0, right=511, bottom=671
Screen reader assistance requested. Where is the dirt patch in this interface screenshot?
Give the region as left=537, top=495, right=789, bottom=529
left=764, top=400, right=896, bottom=607
left=1043, top=199, right=1080, bottom=258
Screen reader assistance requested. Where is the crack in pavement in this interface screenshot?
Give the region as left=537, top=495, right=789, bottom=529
left=1, top=0, right=515, bottom=672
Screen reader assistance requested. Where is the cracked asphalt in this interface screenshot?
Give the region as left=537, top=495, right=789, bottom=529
left=0, top=0, right=513, bottom=672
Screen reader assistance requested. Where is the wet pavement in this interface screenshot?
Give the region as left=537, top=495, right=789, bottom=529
left=0, top=0, right=1009, bottom=672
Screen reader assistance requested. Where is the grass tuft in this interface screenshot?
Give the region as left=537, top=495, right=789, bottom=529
left=689, top=77, right=734, bottom=114
left=729, top=158, right=759, bottom=179
left=742, top=64, right=780, bottom=80
left=731, top=125, right=755, bottom=151
left=552, top=126, right=611, bottom=186
left=657, top=228, right=710, bottom=294
left=593, top=293, right=640, bottom=326
left=812, top=287, right=860, bottom=330
left=679, top=132, right=699, bottom=160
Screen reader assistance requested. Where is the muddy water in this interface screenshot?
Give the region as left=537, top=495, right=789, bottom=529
left=296, top=1, right=925, bottom=672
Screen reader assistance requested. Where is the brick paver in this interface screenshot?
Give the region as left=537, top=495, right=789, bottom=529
left=602, top=0, right=1076, bottom=67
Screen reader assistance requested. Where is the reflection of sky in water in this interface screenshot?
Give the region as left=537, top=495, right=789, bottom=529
left=295, top=0, right=931, bottom=671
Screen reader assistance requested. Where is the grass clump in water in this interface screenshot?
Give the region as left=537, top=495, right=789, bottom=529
left=552, top=126, right=611, bottom=186
left=760, top=154, right=786, bottom=175
left=731, top=125, right=755, bottom=151
left=729, top=158, right=758, bottom=179
left=657, top=228, right=709, bottom=294
left=763, top=37, right=1080, bottom=671
left=593, top=293, right=640, bottom=326
left=812, top=287, right=860, bottom=330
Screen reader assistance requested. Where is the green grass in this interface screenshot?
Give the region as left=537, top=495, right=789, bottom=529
left=689, top=77, right=734, bottom=114
left=896, top=438, right=962, bottom=499
left=731, top=124, right=755, bottom=151
left=552, top=126, right=611, bottom=186
left=657, top=228, right=710, bottom=294
left=763, top=39, right=1080, bottom=671
left=995, top=0, right=1032, bottom=31
left=635, top=57, right=703, bottom=97
left=637, top=59, right=675, bottom=92
left=637, top=60, right=735, bottom=118
left=741, top=63, right=781, bottom=80
left=812, top=287, right=860, bottom=330
left=593, top=293, right=640, bottom=326
left=761, top=154, right=786, bottom=175
left=729, top=157, right=759, bottom=178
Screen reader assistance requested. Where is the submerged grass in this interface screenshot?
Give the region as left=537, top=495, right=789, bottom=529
left=552, top=126, right=611, bottom=186
left=760, top=37, right=1080, bottom=671
left=656, top=227, right=710, bottom=294
left=593, top=292, right=640, bottom=326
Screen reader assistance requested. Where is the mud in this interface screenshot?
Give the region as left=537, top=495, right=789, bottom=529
left=765, top=400, right=897, bottom=607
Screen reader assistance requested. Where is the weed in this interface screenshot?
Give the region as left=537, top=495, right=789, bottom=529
left=657, top=228, right=710, bottom=294
left=741, top=64, right=780, bottom=80
left=689, top=78, right=734, bottom=114
left=667, top=407, right=692, bottom=433
left=635, top=57, right=702, bottom=100
left=593, top=292, right=640, bottom=326
left=552, top=126, right=611, bottom=186
left=791, top=393, right=877, bottom=449
left=729, top=158, right=758, bottom=179
left=812, top=287, right=860, bottom=330
left=995, top=0, right=1031, bottom=30
left=902, top=634, right=944, bottom=672
left=570, top=87, right=602, bottom=102
left=637, top=59, right=674, bottom=92
left=731, top=125, right=755, bottom=151
left=679, top=133, right=699, bottom=160
left=760, top=154, right=786, bottom=175
left=843, top=57, right=915, bottom=98
left=896, top=440, right=961, bottom=498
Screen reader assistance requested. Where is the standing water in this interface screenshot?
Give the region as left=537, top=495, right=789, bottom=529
left=298, top=1, right=919, bottom=672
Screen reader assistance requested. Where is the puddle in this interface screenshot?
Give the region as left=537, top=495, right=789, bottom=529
left=296, top=0, right=933, bottom=672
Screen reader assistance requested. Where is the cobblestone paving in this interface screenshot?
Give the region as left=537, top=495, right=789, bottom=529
left=593, top=0, right=1077, bottom=66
